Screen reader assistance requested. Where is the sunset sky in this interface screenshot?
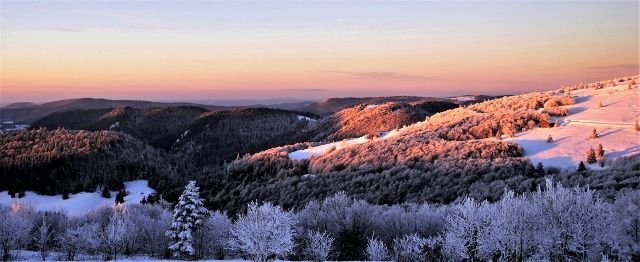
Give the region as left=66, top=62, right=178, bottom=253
left=1, top=1, right=638, bottom=104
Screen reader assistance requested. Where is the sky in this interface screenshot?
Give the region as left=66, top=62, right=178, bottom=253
left=1, top=1, right=638, bottom=104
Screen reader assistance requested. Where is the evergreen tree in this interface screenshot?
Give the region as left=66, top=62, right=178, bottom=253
left=101, top=187, right=111, bottom=198
left=166, top=181, right=209, bottom=259
left=536, top=162, right=545, bottom=176
left=546, top=135, right=553, bottom=143
left=586, top=147, right=597, bottom=164
left=577, top=161, right=587, bottom=172
left=596, top=144, right=605, bottom=157
left=62, top=191, right=69, bottom=200
left=115, top=190, right=125, bottom=204
left=635, top=119, right=639, bottom=132
left=591, top=128, right=598, bottom=139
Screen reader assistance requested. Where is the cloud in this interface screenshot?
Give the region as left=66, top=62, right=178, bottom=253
left=281, top=88, right=328, bottom=92
left=326, top=70, right=441, bottom=81
left=583, top=64, right=639, bottom=70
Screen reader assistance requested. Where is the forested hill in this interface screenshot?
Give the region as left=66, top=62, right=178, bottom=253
left=304, top=100, right=458, bottom=141
left=294, top=96, right=455, bottom=115
left=0, top=98, right=224, bottom=124
left=0, top=128, right=172, bottom=195
left=32, top=106, right=210, bottom=149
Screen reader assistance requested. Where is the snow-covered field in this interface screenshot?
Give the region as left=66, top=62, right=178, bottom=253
left=0, top=180, right=155, bottom=216
left=506, top=84, right=639, bottom=170
left=288, top=130, right=400, bottom=160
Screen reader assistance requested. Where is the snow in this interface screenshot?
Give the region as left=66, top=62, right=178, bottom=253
left=451, top=96, right=476, bottom=102
left=366, top=104, right=380, bottom=109
left=506, top=85, right=639, bottom=170
left=0, top=180, right=155, bottom=216
left=109, top=122, right=120, bottom=130
left=288, top=129, right=401, bottom=160
left=297, top=115, right=315, bottom=121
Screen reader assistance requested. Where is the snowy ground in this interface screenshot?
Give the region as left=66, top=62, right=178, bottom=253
left=288, top=130, right=400, bottom=160
left=0, top=180, right=155, bottom=216
left=506, top=84, right=639, bottom=170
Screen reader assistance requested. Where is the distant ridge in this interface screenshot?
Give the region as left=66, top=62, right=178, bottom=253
left=0, top=98, right=225, bottom=124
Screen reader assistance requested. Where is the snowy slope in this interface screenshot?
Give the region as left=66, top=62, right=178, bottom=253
left=0, top=180, right=155, bottom=216
left=506, top=84, right=639, bottom=170
left=288, top=129, right=400, bottom=160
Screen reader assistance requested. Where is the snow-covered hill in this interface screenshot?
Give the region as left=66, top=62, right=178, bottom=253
left=506, top=84, right=639, bottom=170
left=0, top=180, right=155, bottom=216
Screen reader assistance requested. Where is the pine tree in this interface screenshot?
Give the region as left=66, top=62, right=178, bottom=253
left=635, top=119, right=640, bottom=132
left=577, top=161, right=587, bottom=172
left=596, top=144, right=605, bottom=157
left=535, top=162, right=545, bottom=176
left=546, top=135, right=553, bottom=143
left=586, top=147, right=597, bottom=164
left=166, top=181, right=209, bottom=259
left=598, top=101, right=604, bottom=108
left=115, top=190, right=125, bottom=204
left=101, top=187, right=111, bottom=198
left=591, top=128, right=598, bottom=139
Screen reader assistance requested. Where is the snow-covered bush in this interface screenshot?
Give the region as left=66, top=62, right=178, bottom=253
left=166, top=181, right=209, bottom=259
left=304, top=230, right=334, bottom=261
left=366, top=236, right=389, bottom=261
left=229, top=202, right=296, bottom=262
left=392, top=233, right=428, bottom=262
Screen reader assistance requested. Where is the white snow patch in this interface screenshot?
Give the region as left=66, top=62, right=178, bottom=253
left=297, top=115, right=315, bottom=122
left=506, top=84, right=640, bottom=170
left=451, top=96, right=476, bottom=102
left=109, top=121, right=120, bottom=130
left=366, top=104, right=380, bottom=109
left=289, top=129, right=401, bottom=160
left=0, top=180, right=155, bottom=216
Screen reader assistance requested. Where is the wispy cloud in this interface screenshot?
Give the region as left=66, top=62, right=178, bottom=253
left=326, top=70, right=441, bottom=81
left=584, top=64, right=639, bottom=70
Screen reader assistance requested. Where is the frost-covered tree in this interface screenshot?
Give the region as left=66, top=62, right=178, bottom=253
left=166, top=181, right=209, bottom=259
left=199, top=211, right=232, bottom=260
left=33, top=215, right=54, bottom=261
left=229, top=202, right=296, bottom=262
left=366, top=236, right=389, bottom=261
left=0, top=205, right=31, bottom=261
left=304, top=230, right=334, bottom=261
left=443, top=198, right=493, bottom=261
left=101, top=205, right=130, bottom=260
left=393, top=234, right=428, bottom=262
left=59, top=222, right=100, bottom=261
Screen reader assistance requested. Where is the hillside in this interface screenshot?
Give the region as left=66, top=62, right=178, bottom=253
left=171, top=107, right=318, bottom=167
left=287, top=96, right=468, bottom=115
left=0, top=98, right=224, bottom=124
left=304, top=100, right=458, bottom=141
left=0, top=128, right=173, bottom=195
left=196, top=75, right=640, bottom=213
left=32, top=106, right=210, bottom=149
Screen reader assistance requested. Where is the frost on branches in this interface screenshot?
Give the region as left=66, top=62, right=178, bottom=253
left=166, top=181, right=209, bottom=259
left=229, top=202, right=296, bottom=262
